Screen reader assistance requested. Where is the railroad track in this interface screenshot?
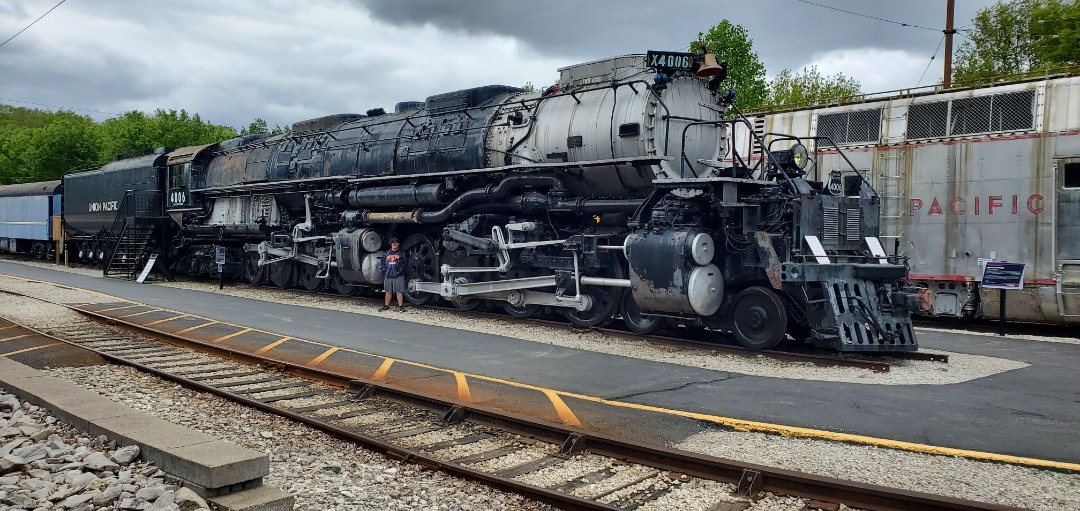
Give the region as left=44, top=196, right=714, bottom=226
left=0, top=289, right=1017, bottom=511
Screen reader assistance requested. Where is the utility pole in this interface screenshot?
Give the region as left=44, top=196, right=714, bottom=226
left=943, top=0, right=956, bottom=89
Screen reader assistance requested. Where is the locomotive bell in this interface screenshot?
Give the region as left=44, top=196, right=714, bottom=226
left=696, top=53, right=725, bottom=77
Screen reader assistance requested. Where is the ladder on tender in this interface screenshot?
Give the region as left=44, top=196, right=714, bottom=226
left=103, top=223, right=157, bottom=279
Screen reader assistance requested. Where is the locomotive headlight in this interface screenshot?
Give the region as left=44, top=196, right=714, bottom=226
left=791, top=143, right=809, bottom=170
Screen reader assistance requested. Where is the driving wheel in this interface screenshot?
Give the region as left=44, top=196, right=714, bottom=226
left=731, top=286, right=788, bottom=350
left=268, top=260, right=296, bottom=288
left=621, top=292, right=661, bottom=335
left=402, top=233, right=439, bottom=305
left=330, top=269, right=360, bottom=296
left=297, top=263, right=326, bottom=292
left=243, top=252, right=266, bottom=285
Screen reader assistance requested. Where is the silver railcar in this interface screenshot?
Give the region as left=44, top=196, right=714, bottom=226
left=744, top=75, right=1080, bottom=323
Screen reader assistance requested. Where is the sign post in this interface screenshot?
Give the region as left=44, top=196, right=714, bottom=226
left=215, top=245, right=226, bottom=290
left=980, top=262, right=1025, bottom=336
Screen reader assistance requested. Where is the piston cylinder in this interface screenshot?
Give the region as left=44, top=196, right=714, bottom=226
left=625, top=229, right=723, bottom=315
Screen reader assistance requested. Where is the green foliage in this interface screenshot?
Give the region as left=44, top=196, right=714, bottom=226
left=240, top=117, right=290, bottom=136
left=765, top=66, right=863, bottom=110
left=692, top=20, right=769, bottom=109
left=954, top=0, right=1080, bottom=85
left=0, top=104, right=236, bottom=185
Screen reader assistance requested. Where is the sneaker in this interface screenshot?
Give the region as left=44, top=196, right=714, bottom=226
left=398, top=306, right=407, bottom=312
left=378, top=305, right=390, bottom=311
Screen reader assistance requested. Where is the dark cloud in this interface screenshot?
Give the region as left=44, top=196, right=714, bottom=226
left=352, top=0, right=991, bottom=72
left=1, top=0, right=996, bottom=132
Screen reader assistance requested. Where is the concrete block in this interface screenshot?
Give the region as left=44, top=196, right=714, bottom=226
left=159, top=440, right=269, bottom=489
left=87, top=414, right=187, bottom=447
left=121, top=426, right=220, bottom=468
left=46, top=399, right=137, bottom=433
left=0, top=375, right=103, bottom=410
left=0, top=358, right=44, bottom=381
left=176, top=476, right=264, bottom=499
left=209, top=484, right=294, bottom=511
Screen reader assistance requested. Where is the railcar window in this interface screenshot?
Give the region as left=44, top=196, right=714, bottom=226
left=817, top=108, right=881, bottom=146
left=908, top=90, right=1034, bottom=140
left=907, top=101, right=949, bottom=139
left=1065, top=162, right=1080, bottom=189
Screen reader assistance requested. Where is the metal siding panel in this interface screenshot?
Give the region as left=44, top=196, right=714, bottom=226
left=0, top=196, right=51, bottom=240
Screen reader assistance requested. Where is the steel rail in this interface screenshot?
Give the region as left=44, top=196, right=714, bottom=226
left=50, top=300, right=1022, bottom=511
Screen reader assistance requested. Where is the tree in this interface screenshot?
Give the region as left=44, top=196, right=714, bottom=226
left=765, top=66, right=862, bottom=109
left=240, top=117, right=290, bottom=136
left=953, top=0, right=1080, bottom=85
left=692, top=20, right=768, bottom=110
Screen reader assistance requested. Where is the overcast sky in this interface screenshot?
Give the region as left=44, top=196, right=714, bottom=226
left=0, top=0, right=996, bottom=131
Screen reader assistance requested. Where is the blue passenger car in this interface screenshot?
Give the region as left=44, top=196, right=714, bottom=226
left=0, top=180, right=62, bottom=258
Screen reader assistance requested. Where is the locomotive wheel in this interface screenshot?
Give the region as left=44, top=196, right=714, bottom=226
left=268, top=261, right=297, bottom=288
left=621, top=292, right=662, bottom=335
left=563, top=285, right=621, bottom=328
left=297, top=264, right=326, bottom=292
left=402, top=234, right=438, bottom=305
left=243, top=252, right=266, bottom=285
left=730, top=286, right=788, bottom=350
left=330, top=270, right=360, bottom=296
left=502, top=303, right=541, bottom=318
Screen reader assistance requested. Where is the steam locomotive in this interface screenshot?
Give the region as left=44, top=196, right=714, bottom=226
left=5, top=50, right=927, bottom=352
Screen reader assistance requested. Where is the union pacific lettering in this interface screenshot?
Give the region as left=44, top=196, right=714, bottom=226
left=87, top=201, right=120, bottom=213
left=910, top=194, right=1044, bottom=216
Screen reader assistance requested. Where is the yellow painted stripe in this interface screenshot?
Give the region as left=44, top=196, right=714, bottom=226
left=542, top=390, right=582, bottom=427
left=144, top=314, right=190, bottom=326
left=210, top=328, right=254, bottom=344
left=0, top=325, right=17, bottom=331
left=94, top=304, right=142, bottom=313
left=255, top=337, right=291, bottom=354
left=174, top=321, right=219, bottom=334
left=0, top=334, right=32, bottom=343
left=1, top=343, right=60, bottom=357
left=454, top=372, right=473, bottom=402
left=117, top=309, right=159, bottom=319
left=372, top=358, right=395, bottom=381
left=3, top=273, right=1077, bottom=472
left=309, top=347, right=339, bottom=366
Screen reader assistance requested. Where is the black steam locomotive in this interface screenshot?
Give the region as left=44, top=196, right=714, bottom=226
left=46, top=51, right=927, bottom=352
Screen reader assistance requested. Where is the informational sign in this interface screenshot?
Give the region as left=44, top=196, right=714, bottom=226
left=981, top=262, right=1025, bottom=290
left=215, top=246, right=226, bottom=267
left=136, top=254, right=159, bottom=284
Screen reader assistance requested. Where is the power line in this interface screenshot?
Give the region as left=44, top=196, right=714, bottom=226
left=0, top=0, right=69, bottom=51
left=0, top=97, right=121, bottom=116
left=791, top=0, right=941, bottom=31
left=917, top=34, right=946, bottom=87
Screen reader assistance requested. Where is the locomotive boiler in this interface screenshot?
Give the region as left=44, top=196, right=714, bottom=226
left=159, top=51, right=925, bottom=352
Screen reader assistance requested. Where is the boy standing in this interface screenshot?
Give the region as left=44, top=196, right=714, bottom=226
left=379, top=237, right=408, bottom=312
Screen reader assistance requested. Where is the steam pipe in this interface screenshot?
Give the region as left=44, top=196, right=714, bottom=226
left=417, top=175, right=566, bottom=223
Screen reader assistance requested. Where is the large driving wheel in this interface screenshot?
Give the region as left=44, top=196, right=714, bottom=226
left=402, top=233, right=439, bottom=305
left=621, top=292, right=662, bottom=335
left=297, top=263, right=326, bottom=292
left=563, top=263, right=623, bottom=328
left=730, top=286, right=788, bottom=350
left=243, top=252, right=266, bottom=285
left=330, top=269, right=360, bottom=296
left=268, top=260, right=296, bottom=288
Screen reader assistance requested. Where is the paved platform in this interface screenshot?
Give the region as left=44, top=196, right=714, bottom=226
left=2, top=261, right=1078, bottom=469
